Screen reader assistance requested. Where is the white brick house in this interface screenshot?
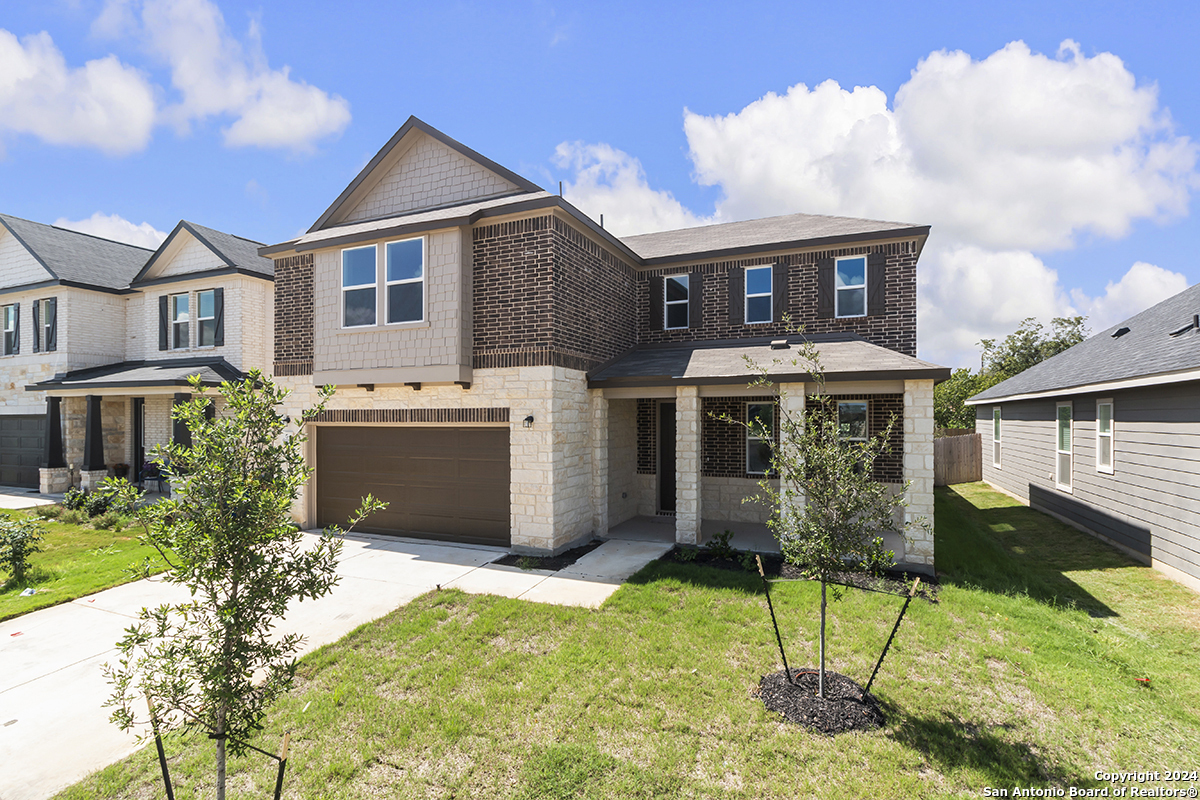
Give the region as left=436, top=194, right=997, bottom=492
left=263, top=117, right=948, bottom=571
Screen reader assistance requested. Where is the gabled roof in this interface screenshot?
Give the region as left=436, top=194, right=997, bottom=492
left=0, top=213, right=152, bottom=291
left=588, top=333, right=950, bottom=388
left=968, top=281, right=1200, bottom=404
left=621, top=212, right=928, bottom=263
left=308, top=116, right=543, bottom=233
left=133, top=221, right=273, bottom=285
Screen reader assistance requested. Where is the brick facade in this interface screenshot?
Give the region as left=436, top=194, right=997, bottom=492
left=637, top=241, right=918, bottom=356
left=810, top=393, right=905, bottom=483
left=700, top=396, right=779, bottom=478
left=636, top=398, right=656, bottom=474
left=273, top=253, right=314, bottom=375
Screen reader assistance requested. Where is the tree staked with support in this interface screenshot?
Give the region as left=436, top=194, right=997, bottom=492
left=104, top=371, right=384, bottom=800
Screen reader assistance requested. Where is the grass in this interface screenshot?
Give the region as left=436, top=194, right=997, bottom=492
left=57, top=483, right=1200, bottom=798
left=0, top=508, right=166, bottom=621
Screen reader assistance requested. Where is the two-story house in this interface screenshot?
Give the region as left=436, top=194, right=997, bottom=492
left=263, top=117, right=949, bottom=572
left=0, top=214, right=273, bottom=493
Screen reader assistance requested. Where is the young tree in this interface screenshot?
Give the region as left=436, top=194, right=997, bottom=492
left=743, top=340, right=918, bottom=698
left=105, top=372, right=383, bottom=799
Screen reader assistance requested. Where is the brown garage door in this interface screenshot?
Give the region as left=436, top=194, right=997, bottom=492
left=316, top=426, right=510, bottom=547
left=0, top=415, right=45, bottom=489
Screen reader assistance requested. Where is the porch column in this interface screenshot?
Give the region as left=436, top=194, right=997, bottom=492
left=39, top=397, right=70, bottom=494
left=675, top=385, right=701, bottom=545
left=590, top=390, right=608, bottom=537
left=172, top=393, right=192, bottom=448
left=778, top=383, right=806, bottom=527
left=80, top=394, right=108, bottom=491
left=903, top=379, right=936, bottom=572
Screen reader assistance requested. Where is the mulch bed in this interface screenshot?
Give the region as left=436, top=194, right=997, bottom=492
left=756, top=668, right=886, bottom=735
left=493, top=540, right=603, bottom=571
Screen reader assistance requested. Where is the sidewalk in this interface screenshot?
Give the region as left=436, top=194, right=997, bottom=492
left=0, top=530, right=670, bottom=800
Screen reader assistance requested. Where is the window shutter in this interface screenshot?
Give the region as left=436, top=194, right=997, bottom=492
left=816, top=258, right=835, bottom=319
left=772, top=263, right=788, bottom=323
left=649, top=276, right=664, bottom=331
left=688, top=270, right=702, bottom=329
left=728, top=267, right=744, bottom=325
left=867, top=252, right=887, bottom=316
left=45, top=298, right=56, bottom=352
left=11, top=303, right=18, bottom=354
left=159, top=295, right=169, bottom=351
left=213, top=288, right=225, bottom=347
left=32, top=301, right=40, bottom=353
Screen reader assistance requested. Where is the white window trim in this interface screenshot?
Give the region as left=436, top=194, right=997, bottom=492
left=1096, top=398, right=1114, bottom=475
left=746, top=401, right=774, bottom=475
left=1055, top=401, right=1073, bottom=493
left=745, top=265, right=772, bottom=325
left=834, top=255, right=867, bottom=319
left=196, top=289, right=216, bottom=349
left=838, top=400, right=869, bottom=442
left=2, top=304, right=15, bottom=356
left=992, top=407, right=1002, bottom=469
left=341, top=244, right=378, bottom=329
left=170, top=292, right=190, bottom=350
left=384, top=237, right=426, bottom=326
left=664, top=274, right=689, bottom=330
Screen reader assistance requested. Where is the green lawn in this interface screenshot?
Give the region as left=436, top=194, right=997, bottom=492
left=0, top=509, right=166, bottom=621
left=58, top=483, right=1200, bottom=799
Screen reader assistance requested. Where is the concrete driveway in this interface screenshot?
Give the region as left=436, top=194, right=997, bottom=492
left=0, top=529, right=670, bottom=800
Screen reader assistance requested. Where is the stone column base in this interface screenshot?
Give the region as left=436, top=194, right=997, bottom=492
left=79, top=469, right=109, bottom=492
left=39, top=467, right=71, bottom=495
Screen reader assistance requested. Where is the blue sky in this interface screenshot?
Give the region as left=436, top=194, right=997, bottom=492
left=2, top=0, right=1197, bottom=368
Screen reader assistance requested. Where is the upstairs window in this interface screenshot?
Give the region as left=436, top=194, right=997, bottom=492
left=170, top=293, right=189, bottom=349
left=2, top=304, right=17, bottom=355
left=746, top=402, right=775, bottom=474
left=837, top=401, right=868, bottom=442
left=1096, top=400, right=1113, bottom=474
left=34, top=298, right=56, bottom=353
left=745, top=266, right=773, bottom=324
left=342, top=245, right=378, bottom=327
left=664, top=275, right=689, bottom=330
left=835, top=256, right=867, bottom=318
left=992, top=407, right=1002, bottom=468
left=197, top=290, right=217, bottom=347
left=1056, top=402, right=1072, bottom=491
left=386, top=238, right=424, bottom=324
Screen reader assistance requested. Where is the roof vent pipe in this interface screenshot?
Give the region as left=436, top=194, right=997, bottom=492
left=770, top=339, right=790, bottom=350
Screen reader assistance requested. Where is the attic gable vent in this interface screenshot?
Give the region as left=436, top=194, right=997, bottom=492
left=1111, top=327, right=1131, bottom=338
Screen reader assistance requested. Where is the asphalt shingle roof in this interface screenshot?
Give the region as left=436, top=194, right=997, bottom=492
left=620, top=212, right=925, bottom=261
left=589, top=334, right=950, bottom=387
left=0, top=213, right=152, bottom=290
left=27, top=358, right=244, bottom=391
left=183, top=221, right=274, bottom=277
left=970, top=281, right=1200, bottom=402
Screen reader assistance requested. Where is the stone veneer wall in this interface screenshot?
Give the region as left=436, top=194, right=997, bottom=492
left=273, top=253, right=314, bottom=376
left=606, top=398, right=638, bottom=527
left=902, top=379, right=936, bottom=569
left=637, top=241, right=919, bottom=356
left=276, top=365, right=597, bottom=554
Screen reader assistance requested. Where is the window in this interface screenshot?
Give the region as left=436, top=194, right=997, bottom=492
left=835, top=256, right=867, bottom=318
left=838, top=401, right=868, bottom=442
left=342, top=245, right=377, bottom=327
left=386, top=238, right=424, bottom=324
left=2, top=304, right=16, bottom=355
left=745, top=266, right=772, bottom=324
left=1096, top=399, right=1113, bottom=474
left=747, top=402, right=775, bottom=474
left=170, top=294, right=189, bottom=349
left=37, top=298, right=55, bottom=352
left=1056, top=402, right=1072, bottom=491
left=664, top=274, right=689, bottom=330
left=197, top=290, right=217, bottom=347
left=992, top=407, right=1002, bottom=468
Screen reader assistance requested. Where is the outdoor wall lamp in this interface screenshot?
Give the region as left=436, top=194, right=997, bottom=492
left=523, top=415, right=535, bottom=428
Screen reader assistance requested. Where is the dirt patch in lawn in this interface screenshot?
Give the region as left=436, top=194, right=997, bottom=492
left=493, top=540, right=603, bottom=572
left=757, top=668, right=885, bottom=735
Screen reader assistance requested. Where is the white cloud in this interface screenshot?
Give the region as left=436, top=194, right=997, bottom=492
left=0, top=28, right=156, bottom=155
left=98, top=0, right=350, bottom=152
left=55, top=212, right=168, bottom=249
left=554, top=39, right=1198, bottom=367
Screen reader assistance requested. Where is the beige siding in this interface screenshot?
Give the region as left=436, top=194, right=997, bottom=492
left=607, top=398, right=638, bottom=527
left=0, top=228, right=54, bottom=288
left=148, top=233, right=224, bottom=279
left=341, top=132, right=518, bottom=223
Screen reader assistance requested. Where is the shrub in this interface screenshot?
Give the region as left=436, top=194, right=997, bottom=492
left=83, top=492, right=112, bottom=518
left=33, top=504, right=63, bottom=519
left=704, top=529, right=737, bottom=560
left=62, top=487, right=87, bottom=511
left=93, top=511, right=123, bottom=530
left=0, top=517, right=46, bottom=585
left=96, top=477, right=140, bottom=517
left=59, top=509, right=86, bottom=525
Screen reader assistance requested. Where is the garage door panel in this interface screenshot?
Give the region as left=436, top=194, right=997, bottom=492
left=316, top=425, right=510, bottom=547
left=0, top=415, right=45, bottom=488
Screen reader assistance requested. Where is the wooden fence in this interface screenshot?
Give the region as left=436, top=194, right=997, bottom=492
left=934, top=433, right=982, bottom=486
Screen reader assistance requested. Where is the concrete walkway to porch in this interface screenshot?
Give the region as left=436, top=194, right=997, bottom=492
left=0, top=513, right=671, bottom=800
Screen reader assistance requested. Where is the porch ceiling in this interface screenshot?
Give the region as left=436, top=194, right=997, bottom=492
left=587, top=333, right=950, bottom=389
left=25, top=357, right=244, bottom=394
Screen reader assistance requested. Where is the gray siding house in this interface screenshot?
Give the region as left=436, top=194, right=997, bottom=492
left=968, top=282, right=1200, bottom=593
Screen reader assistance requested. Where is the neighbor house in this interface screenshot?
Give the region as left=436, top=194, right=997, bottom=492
left=968, top=282, right=1200, bottom=593
left=262, top=117, right=950, bottom=572
left=0, top=214, right=273, bottom=493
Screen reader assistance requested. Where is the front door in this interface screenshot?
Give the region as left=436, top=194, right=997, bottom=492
left=658, top=401, right=676, bottom=513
